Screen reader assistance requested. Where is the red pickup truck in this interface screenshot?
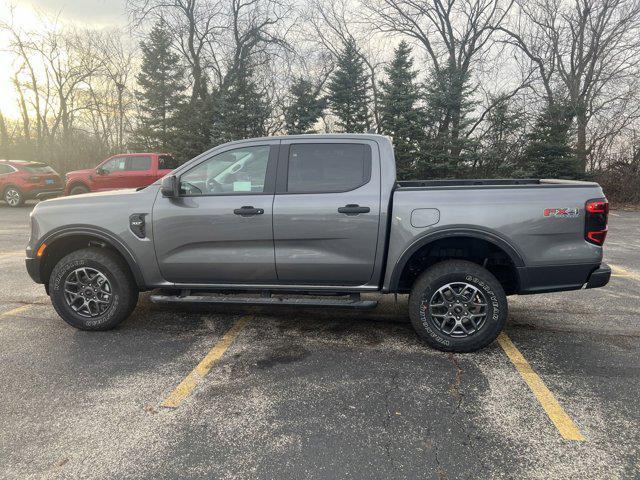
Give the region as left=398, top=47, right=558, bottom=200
left=64, top=153, right=178, bottom=195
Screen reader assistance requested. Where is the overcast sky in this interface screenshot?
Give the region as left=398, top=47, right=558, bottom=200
left=0, top=1, right=129, bottom=120
left=9, top=0, right=128, bottom=26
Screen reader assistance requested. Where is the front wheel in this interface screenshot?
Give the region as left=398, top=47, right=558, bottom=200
left=69, top=184, right=89, bottom=195
left=49, top=247, right=139, bottom=330
left=4, top=186, right=24, bottom=207
left=409, top=260, right=508, bottom=353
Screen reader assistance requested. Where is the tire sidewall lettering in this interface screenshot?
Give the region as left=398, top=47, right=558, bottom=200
left=418, top=274, right=501, bottom=344
left=52, top=258, right=120, bottom=326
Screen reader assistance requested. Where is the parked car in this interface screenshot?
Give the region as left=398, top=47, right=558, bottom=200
left=25, top=135, right=610, bottom=352
left=64, top=153, right=179, bottom=195
left=0, top=159, right=63, bottom=207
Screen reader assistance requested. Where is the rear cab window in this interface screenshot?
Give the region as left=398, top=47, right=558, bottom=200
left=158, top=155, right=179, bottom=170
left=286, top=143, right=371, bottom=193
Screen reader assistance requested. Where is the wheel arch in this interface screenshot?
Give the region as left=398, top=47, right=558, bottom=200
left=67, top=181, right=90, bottom=194
left=38, top=227, right=146, bottom=290
left=388, top=228, right=525, bottom=294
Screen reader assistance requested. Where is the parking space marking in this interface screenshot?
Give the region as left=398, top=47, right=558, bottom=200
left=0, top=305, right=32, bottom=318
left=0, top=251, right=23, bottom=259
left=609, top=264, right=640, bottom=282
left=160, top=315, right=252, bottom=409
left=497, top=332, right=585, bottom=441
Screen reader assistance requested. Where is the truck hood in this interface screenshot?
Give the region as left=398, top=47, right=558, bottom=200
left=36, top=188, right=140, bottom=208
left=65, top=168, right=94, bottom=177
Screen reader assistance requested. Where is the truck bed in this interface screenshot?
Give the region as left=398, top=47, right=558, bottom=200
left=384, top=178, right=606, bottom=293
left=396, top=179, right=599, bottom=189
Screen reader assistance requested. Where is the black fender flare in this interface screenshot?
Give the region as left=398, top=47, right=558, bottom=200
left=39, top=225, right=146, bottom=288
left=388, top=227, right=525, bottom=292
left=67, top=181, right=90, bottom=193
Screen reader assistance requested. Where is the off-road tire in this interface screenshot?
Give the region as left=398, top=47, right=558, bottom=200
left=409, top=260, right=508, bottom=352
left=69, top=184, right=89, bottom=195
left=49, top=247, right=138, bottom=330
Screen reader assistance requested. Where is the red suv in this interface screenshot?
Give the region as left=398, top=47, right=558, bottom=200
left=64, top=153, right=179, bottom=195
left=0, top=160, right=63, bottom=207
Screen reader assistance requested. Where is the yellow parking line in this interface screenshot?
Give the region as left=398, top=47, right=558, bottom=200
left=497, top=332, right=585, bottom=441
left=160, top=315, right=252, bottom=409
left=609, top=264, right=640, bottom=282
left=0, top=251, right=23, bottom=259
left=0, top=305, right=32, bottom=318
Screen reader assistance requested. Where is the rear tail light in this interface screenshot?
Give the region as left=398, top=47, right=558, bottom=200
left=585, top=199, right=609, bottom=245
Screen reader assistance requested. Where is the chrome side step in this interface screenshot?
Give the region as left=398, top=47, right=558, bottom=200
left=150, top=292, right=378, bottom=310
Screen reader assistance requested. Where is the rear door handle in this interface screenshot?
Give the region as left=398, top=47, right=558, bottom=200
left=338, top=204, right=370, bottom=215
left=234, top=206, right=264, bottom=216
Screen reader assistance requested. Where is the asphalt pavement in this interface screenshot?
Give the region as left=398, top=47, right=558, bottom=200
left=0, top=202, right=638, bottom=479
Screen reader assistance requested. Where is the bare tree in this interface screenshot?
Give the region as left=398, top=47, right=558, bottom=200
left=128, top=0, right=228, bottom=102
left=499, top=0, right=640, bottom=171
left=306, top=0, right=385, bottom=131
left=363, top=0, right=514, bottom=150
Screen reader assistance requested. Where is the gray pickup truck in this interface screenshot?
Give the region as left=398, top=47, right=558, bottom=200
left=25, top=134, right=611, bottom=352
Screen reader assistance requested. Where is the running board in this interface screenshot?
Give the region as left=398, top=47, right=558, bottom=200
left=150, top=292, right=378, bottom=310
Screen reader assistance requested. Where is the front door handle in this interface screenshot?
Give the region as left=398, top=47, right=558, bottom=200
left=234, top=206, right=264, bottom=216
left=338, top=204, right=370, bottom=215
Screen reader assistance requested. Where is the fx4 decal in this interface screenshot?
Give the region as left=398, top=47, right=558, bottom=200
left=544, top=208, right=580, bottom=218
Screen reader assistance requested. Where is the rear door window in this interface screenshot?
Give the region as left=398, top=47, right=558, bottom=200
left=0, top=164, right=14, bottom=174
left=127, top=156, right=152, bottom=171
left=286, top=144, right=371, bottom=193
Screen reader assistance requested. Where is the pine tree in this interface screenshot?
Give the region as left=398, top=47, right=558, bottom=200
left=378, top=41, right=424, bottom=179
left=132, top=20, right=186, bottom=151
left=215, top=60, right=271, bottom=142
left=171, top=93, right=216, bottom=162
left=327, top=39, right=371, bottom=132
left=478, top=94, right=525, bottom=177
left=284, top=78, right=325, bottom=134
left=420, top=66, right=477, bottom=178
left=522, top=100, right=577, bottom=178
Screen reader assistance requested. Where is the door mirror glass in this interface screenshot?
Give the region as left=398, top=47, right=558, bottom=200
left=96, top=167, right=107, bottom=175
left=161, top=175, right=178, bottom=197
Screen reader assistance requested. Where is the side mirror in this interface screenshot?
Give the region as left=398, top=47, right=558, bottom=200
left=161, top=175, right=179, bottom=198
left=96, top=167, right=107, bottom=175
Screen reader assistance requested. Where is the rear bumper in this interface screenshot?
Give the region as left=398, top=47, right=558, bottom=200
left=24, top=188, right=64, bottom=200
left=517, top=262, right=610, bottom=294
left=585, top=264, right=611, bottom=289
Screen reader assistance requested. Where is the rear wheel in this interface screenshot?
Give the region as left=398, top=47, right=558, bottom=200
left=409, top=260, right=508, bottom=352
left=4, top=186, right=24, bottom=207
left=49, top=248, right=138, bottom=330
left=69, top=184, right=89, bottom=195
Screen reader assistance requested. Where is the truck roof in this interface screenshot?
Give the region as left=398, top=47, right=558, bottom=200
left=219, top=133, right=391, bottom=146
